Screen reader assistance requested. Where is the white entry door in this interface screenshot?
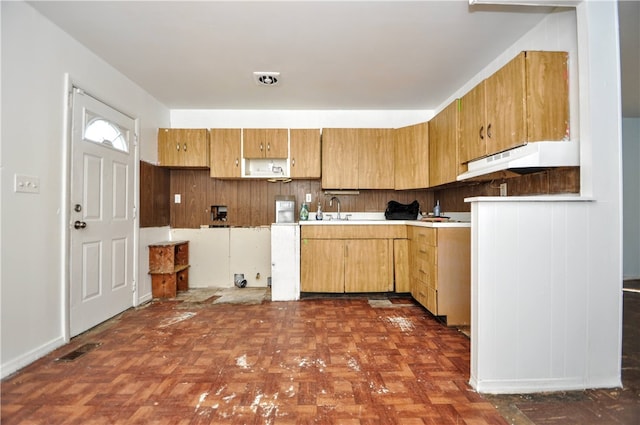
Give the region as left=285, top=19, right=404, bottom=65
left=70, top=88, right=136, bottom=337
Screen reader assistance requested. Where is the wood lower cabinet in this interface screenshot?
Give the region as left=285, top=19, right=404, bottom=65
left=290, top=129, right=321, bottom=179
left=300, top=239, right=344, bottom=293
left=409, top=226, right=470, bottom=326
left=210, top=129, right=241, bottom=178
left=148, top=240, right=190, bottom=298
left=300, top=225, right=405, bottom=293
left=158, top=128, right=209, bottom=168
left=243, top=128, right=288, bottom=159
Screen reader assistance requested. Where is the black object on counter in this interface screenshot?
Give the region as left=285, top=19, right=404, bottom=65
left=384, top=200, right=420, bottom=220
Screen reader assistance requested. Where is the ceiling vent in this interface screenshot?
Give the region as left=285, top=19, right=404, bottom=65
left=253, top=71, right=280, bottom=86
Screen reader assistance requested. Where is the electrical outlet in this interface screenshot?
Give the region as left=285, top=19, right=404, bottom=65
left=305, top=193, right=312, bottom=203
left=499, top=183, right=507, bottom=197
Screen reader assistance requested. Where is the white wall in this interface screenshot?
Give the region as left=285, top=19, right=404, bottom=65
left=623, top=118, right=640, bottom=279
left=171, top=109, right=433, bottom=129
left=0, top=1, right=170, bottom=378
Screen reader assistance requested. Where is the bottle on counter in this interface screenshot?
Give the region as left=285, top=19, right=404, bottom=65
left=433, top=200, right=441, bottom=217
left=299, top=202, right=309, bottom=221
left=316, top=202, right=323, bottom=220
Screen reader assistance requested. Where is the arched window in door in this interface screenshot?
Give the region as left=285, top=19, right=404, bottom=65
left=83, top=113, right=129, bottom=153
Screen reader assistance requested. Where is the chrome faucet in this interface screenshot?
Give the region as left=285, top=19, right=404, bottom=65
left=329, top=196, right=341, bottom=220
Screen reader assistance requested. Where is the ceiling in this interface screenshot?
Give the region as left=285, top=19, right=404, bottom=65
left=28, top=1, right=639, bottom=116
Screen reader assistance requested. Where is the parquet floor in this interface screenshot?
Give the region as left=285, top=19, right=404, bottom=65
left=1, top=293, right=507, bottom=425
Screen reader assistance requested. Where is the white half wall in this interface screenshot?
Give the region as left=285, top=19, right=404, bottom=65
left=1, top=1, right=169, bottom=379
left=170, top=227, right=271, bottom=289
left=468, top=0, right=623, bottom=393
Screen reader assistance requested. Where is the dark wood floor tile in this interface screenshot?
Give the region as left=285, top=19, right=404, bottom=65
left=1, top=295, right=518, bottom=425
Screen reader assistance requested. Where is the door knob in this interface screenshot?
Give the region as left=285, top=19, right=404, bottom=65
left=74, top=220, right=87, bottom=229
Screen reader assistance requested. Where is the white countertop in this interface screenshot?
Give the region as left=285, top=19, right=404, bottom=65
left=465, top=194, right=593, bottom=202
left=296, top=212, right=471, bottom=228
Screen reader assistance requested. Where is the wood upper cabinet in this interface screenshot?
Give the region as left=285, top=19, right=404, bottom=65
left=459, top=51, right=569, bottom=165
left=395, top=122, right=429, bottom=190
left=210, top=129, right=241, bottom=178
left=243, top=128, right=288, bottom=159
left=158, top=128, right=210, bottom=168
left=459, top=81, right=487, bottom=165
left=290, top=129, right=321, bottom=179
left=358, top=128, right=395, bottom=189
left=321, top=128, right=394, bottom=189
left=321, top=128, right=359, bottom=189
left=429, top=100, right=459, bottom=187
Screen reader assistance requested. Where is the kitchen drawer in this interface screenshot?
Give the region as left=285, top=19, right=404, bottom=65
left=414, top=256, right=436, bottom=288
left=301, top=225, right=406, bottom=240
left=411, top=227, right=436, bottom=247
left=413, top=280, right=437, bottom=314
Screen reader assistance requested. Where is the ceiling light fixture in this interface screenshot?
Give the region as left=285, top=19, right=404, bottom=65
left=253, top=71, right=280, bottom=86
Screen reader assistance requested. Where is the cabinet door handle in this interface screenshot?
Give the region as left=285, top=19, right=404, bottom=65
left=487, top=123, right=492, bottom=139
left=291, top=158, right=296, bottom=167
left=479, top=125, right=484, bottom=140
left=183, top=143, right=187, bottom=152
left=260, top=143, right=264, bottom=151
left=235, top=158, right=239, bottom=167
left=176, top=143, right=180, bottom=151
left=267, top=142, right=271, bottom=151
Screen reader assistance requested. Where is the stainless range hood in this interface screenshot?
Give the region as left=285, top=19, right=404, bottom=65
left=457, top=141, right=579, bottom=180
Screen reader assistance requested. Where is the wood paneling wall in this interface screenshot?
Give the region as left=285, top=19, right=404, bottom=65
left=168, top=170, right=431, bottom=228
left=433, top=167, right=580, bottom=213
left=139, top=161, right=170, bottom=228
left=140, top=166, right=579, bottom=228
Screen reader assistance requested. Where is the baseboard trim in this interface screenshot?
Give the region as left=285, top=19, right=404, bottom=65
left=1, top=336, right=66, bottom=380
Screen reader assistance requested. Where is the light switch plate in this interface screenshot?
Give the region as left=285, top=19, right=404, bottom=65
left=305, top=193, right=312, bottom=203
left=174, top=194, right=181, bottom=203
left=14, top=174, right=40, bottom=194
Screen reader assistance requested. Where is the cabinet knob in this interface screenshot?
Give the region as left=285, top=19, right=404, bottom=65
left=487, top=123, right=492, bottom=139
left=260, top=143, right=264, bottom=151
left=176, top=143, right=180, bottom=151
left=235, top=158, right=239, bottom=167
left=267, top=143, right=271, bottom=151
left=291, top=158, right=296, bottom=167
left=479, top=126, right=484, bottom=140
left=183, top=143, right=187, bottom=151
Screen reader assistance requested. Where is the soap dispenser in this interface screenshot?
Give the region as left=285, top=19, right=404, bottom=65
left=316, top=202, right=323, bottom=220
left=299, top=202, right=309, bottom=221
left=433, top=200, right=441, bottom=217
